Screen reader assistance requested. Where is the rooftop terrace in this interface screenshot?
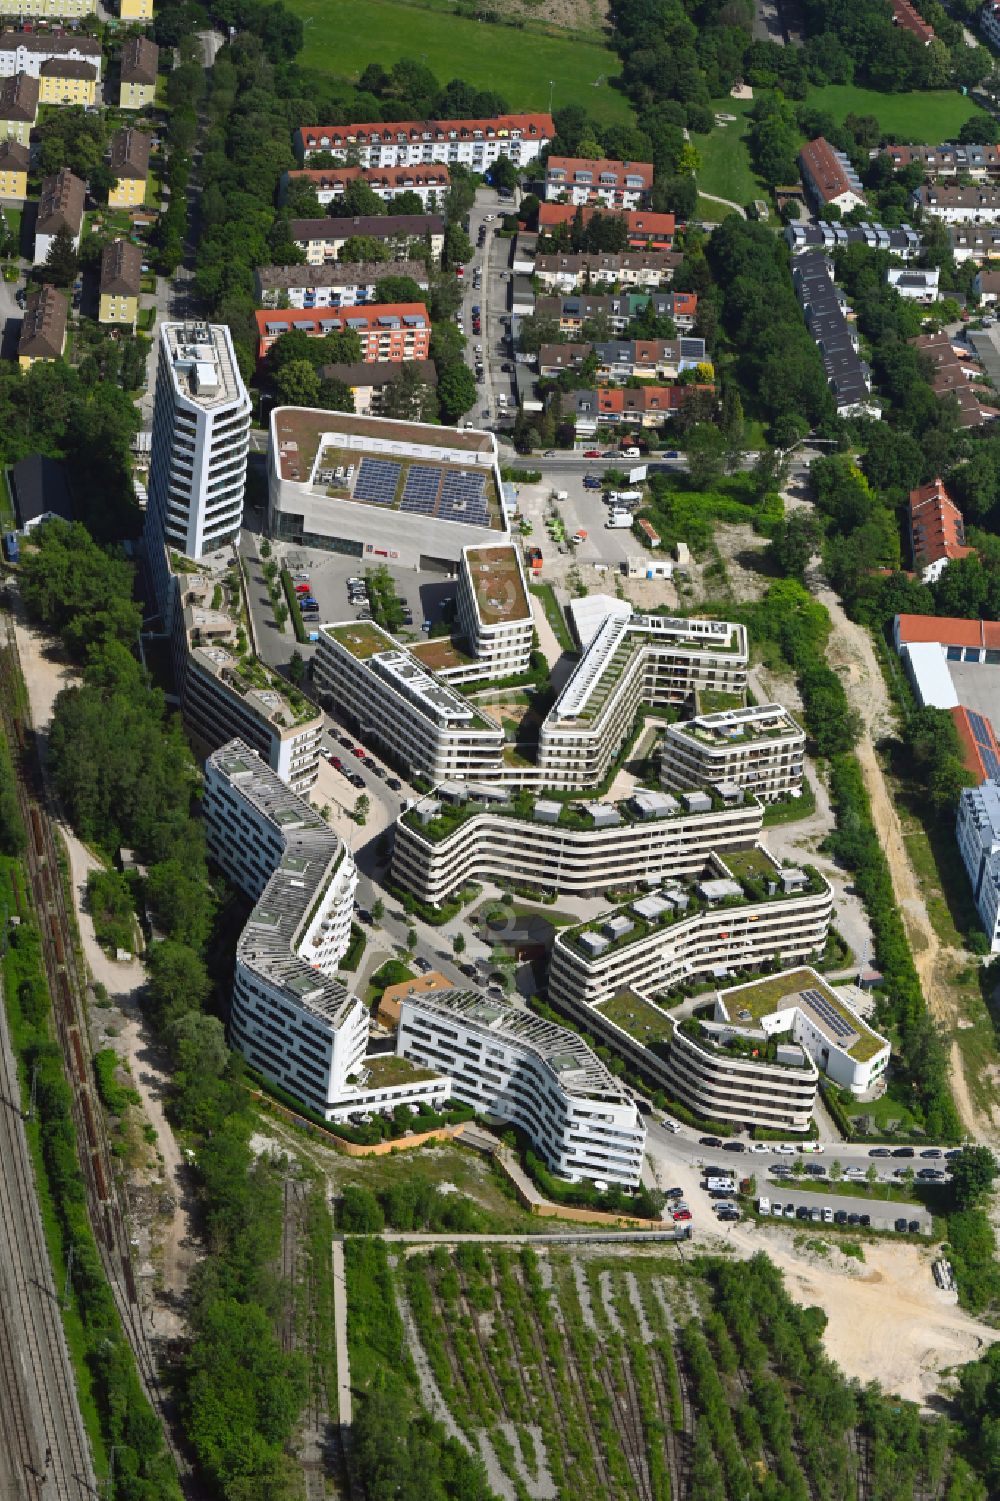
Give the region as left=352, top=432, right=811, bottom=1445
left=718, top=967, right=886, bottom=1063
left=673, top=703, right=803, bottom=746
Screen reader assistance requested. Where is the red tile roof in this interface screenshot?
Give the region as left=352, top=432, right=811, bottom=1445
left=288, top=164, right=450, bottom=192
left=537, top=202, right=675, bottom=243
left=890, top=0, right=934, bottom=43
left=896, top=614, right=1000, bottom=649
left=545, top=155, right=653, bottom=190
left=798, top=137, right=863, bottom=206
left=909, top=477, right=975, bottom=571
left=298, top=114, right=553, bottom=150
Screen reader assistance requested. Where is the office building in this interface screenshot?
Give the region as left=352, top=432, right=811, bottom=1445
left=391, top=783, right=765, bottom=904
left=397, top=987, right=646, bottom=1185
left=267, top=406, right=505, bottom=562
left=660, top=703, right=805, bottom=802
left=145, top=322, right=251, bottom=599
left=548, top=849, right=833, bottom=1012
left=957, top=779, right=1000, bottom=949
left=295, top=113, right=553, bottom=168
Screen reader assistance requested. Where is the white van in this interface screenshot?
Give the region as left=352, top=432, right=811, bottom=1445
left=606, top=512, right=633, bottom=529
left=757, top=1196, right=770, bottom=1215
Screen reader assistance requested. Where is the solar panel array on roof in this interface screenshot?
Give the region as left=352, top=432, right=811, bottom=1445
left=353, top=457, right=400, bottom=505
left=401, top=464, right=440, bottom=513
left=800, top=986, right=856, bottom=1041
left=969, top=710, right=1000, bottom=781
left=440, top=468, right=488, bottom=524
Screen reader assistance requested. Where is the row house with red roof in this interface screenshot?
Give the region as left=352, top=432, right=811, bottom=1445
left=533, top=290, right=697, bottom=336
left=544, top=156, right=653, bottom=210
left=568, top=383, right=714, bottom=435
left=536, top=201, right=675, bottom=249
left=284, top=163, right=450, bottom=209
left=295, top=113, right=553, bottom=169
left=255, top=304, right=430, bottom=365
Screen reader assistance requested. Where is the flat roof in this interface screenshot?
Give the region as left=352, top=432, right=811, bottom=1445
left=672, top=703, right=803, bottom=746
left=161, top=321, right=248, bottom=411
left=464, top=544, right=530, bottom=625
left=718, top=967, right=887, bottom=1063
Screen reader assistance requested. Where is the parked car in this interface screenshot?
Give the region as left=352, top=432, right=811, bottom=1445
left=869, top=1147, right=890, bottom=1158
left=859, top=1214, right=871, bottom=1227
left=892, top=1146, right=915, bottom=1158
left=844, top=1166, right=865, bottom=1179
left=774, top=1143, right=795, bottom=1155
left=722, top=1141, right=746, bottom=1153
left=672, top=1208, right=692, bottom=1222
left=908, top=1219, right=920, bottom=1234
left=352, top=746, right=366, bottom=758
left=328, top=755, right=343, bottom=771
left=895, top=1217, right=908, bottom=1233
left=784, top=1204, right=795, bottom=1219
left=920, top=1148, right=942, bottom=1159
left=834, top=1210, right=848, bottom=1225
left=823, top=1206, right=834, bottom=1224
left=665, top=1186, right=684, bottom=1200
left=796, top=1206, right=810, bottom=1221
left=699, top=1136, right=722, bottom=1148
left=349, top=773, right=364, bottom=788
left=847, top=1213, right=860, bottom=1226
left=387, top=777, right=402, bottom=791
left=414, top=957, right=433, bottom=974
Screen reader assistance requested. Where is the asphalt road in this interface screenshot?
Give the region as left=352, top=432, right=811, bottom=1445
left=746, top=1186, right=931, bottom=1235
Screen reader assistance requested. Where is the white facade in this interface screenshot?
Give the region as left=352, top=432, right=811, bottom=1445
left=957, top=779, right=1000, bottom=950
left=145, top=323, right=251, bottom=581
left=397, top=988, right=646, bottom=1185
left=658, top=1018, right=818, bottom=1132
left=660, top=703, right=805, bottom=803
left=914, top=184, right=1000, bottom=223
left=715, top=967, right=890, bottom=1096
left=0, top=33, right=101, bottom=78
left=391, top=786, right=765, bottom=904
left=296, top=114, right=552, bottom=169
left=548, top=852, right=833, bottom=1012
left=887, top=266, right=940, bottom=301
left=203, top=742, right=367, bottom=1118
left=454, top=544, right=534, bottom=681
left=254, top=259, right=428, bottom=311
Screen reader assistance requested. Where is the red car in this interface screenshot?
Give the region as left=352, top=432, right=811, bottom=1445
left=353, top=746, right=366, bottom=759
left=584, top=449, right=602, bottom=458
left=328, top=755, right=343, bottom=771
left=672, top=1209, right=692, bottom=1222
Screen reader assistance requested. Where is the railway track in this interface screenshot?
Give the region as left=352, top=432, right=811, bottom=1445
left=0, top=619, right=193, bottom=1492
left=0, top=997, right=95, bottom=1500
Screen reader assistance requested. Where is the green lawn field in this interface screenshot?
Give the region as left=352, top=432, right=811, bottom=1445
left=286, top=0, right=634, bottom=125
left=694, top=97, right=763, bottom=210
left=805, top=83, right=978, bottom=141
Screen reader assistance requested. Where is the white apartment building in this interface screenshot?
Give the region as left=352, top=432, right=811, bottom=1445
left=391, top=785, right=765, bottom=904
left=254, top=259, right=428, bottom=311
left=204, top=741, right=452, bottom=1121
left=548, top=850, right=833, bottom=1012
left=453, top=543, right=534, bottom=681
left=0, top=30, right=101, bottom=77
left=314, top=604, right=748, bottom=792
left=313, top=621, right=507, bottom=782
left=285, top=164, right=450, bottom=210
left=957, top=779, right=1000, bottom=949
left=715, top=967, right=891, bottom=1097
left=289, top=214, right=445, bottom=267
left=660, top=704, right=805, bottom=803
left=267, top=406, right=506, bottom=565
left=145, top=324, right=252, bottom=620
left=656, top=1017, right=819, bottom=1133
left=537, top=613, right=749, bottom=787
left=396, top=987, right=646, bottom=1185
left=295, top=112, right=553, bottom=169
left=0, top=0, right=95, bottom=15
left=544, top=155, right=654, bottom=210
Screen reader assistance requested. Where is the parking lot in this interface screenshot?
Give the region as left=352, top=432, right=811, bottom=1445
left=243, top=539, right=466, bottom=671
left=752, top=1186, right=933, bottom=1236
